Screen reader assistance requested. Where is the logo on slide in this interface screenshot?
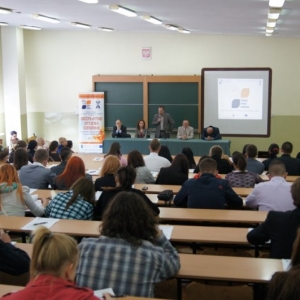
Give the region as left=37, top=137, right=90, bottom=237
left=231, top=88, right=250, bottom=108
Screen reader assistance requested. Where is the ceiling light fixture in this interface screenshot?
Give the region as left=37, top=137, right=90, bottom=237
left=269, top=0, right=285, bottom=8
left=97, top=27, right=114, bottom=32
left=20, top=25, right=41, bottom=30
left=267, top=20, right=276, bottom=28
left=143, top=15, right=162, bottom=25
left=70, top=22, right=91, bottom=28
left=268, top=8, right=281, bottom=19
left=164, top=24, right=178, bottom=31
left=0, top=22, right=8, bottom=26
left=0, top=7, right=13, bottom=14
left=266, top=27, right=274, bottom=34
left=109, top=5, right=137, bottom=17
left=178, top=29, right=190, bottom=34
left=79, top=0, right=98, bottom=3
left=32, top=14, right=60, bottom=23
left=266, top=33, right=272, bottom=37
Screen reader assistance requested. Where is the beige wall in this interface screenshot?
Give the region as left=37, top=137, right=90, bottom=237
left=2, top=30, right=300, bottom=152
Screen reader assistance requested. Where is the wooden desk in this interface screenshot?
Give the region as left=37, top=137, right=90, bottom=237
left=135, top=184, right=253, bottom=197
left=159, top=207, right=267, bottom=224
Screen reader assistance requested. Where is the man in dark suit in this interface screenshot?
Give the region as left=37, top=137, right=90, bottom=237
left=201, top=125, right=221, bottom=140
left=277, top=141, right=300, bottom=175
left=152, top=105, right=175, bottom=138
left=112, top=119, right=130, bottom=138
left=247, top=178, right=300, bottom=259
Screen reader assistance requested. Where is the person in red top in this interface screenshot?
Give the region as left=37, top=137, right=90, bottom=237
left=1, top=227, right=112, bottom=300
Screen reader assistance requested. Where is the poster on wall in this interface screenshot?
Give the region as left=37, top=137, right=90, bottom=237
left=78, top=92, right=105, bottom=153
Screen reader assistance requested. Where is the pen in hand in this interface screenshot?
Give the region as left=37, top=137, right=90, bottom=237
left=33, top=222, right=48, bottom=226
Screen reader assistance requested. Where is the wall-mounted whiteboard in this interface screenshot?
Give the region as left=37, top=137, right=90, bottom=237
left=201, top=68, right=272, bottom=137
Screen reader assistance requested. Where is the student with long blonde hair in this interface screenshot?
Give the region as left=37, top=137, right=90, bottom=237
left=94, top=155, right=121, bottom=191
left=1, top=227, right=110, bottom=299
left=0, top=164, right=48, bottom=216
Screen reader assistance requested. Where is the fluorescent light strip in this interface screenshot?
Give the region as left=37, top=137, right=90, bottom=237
left=98, top=27, right=114, bottom=32
left=164, top=24, right=178, bottom=31
left=268, top=8, right=281, bottom=20
left=267, top=20, right=276, bottom=28
left=266, top=33, right=272, bottom=36
left=79, top=0, right=98, bottom=3
left=266, top=27, right=274, bottom=33
left=20, top=25, right=41, bottom=30
left=71, top=22, right=91, bottom=28
left=269, top=0, right=285, bottom=8
left=109, top=5, right=137, bottom=17
left=178, top=29, right=190, bottom=34
left=143, top=15, right=162, bottom=25
left=32, top=14, right=60, bottom=23
left=0, top=22, right=8, bottom=26
left=0, top=7, right=12, bottom=14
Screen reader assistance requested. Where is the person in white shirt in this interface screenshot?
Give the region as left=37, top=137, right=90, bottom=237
left=177, top=120, right=194, bottom=140
left=245, top=160, right=295, bottom=211
left=143, top=139, right=171, bottom=173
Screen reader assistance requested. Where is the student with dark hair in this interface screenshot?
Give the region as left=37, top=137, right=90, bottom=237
left=13, top=148, right=29, bottom=171
left=158, top=145, right=173, bottom=163
left=247, top=178, right=300, bottom=259
left=127, top=150, right=154, bottom=184
left=174, top=158, right=243, bottom=209
left=104, top=141, right=127, bottom=166
left=156, top=153, right=189, bottom=185
left=225, top=152, right=262, bottom=188
left=278, top=141, right=300, bottom=175
left=209, top=145, right=233, bottom=174
left=262, top=143, right=279, bottom=171
left=27, top=140, right=38, bottom=157
left=0, top=145, right=9, bottom=166
left=245, top=144, right=264, bottom=174
left=9, top=140, right=33, bottom=164
left=77, top=192, right=180, bottom=297
left=182, top=147, right=196, bottom=169
left=2, top=227, right=102, bottom=300
left=50, top=147, right=72, bottom=176
left=94, top=165, right=159, bottom=220
left=48, top=140, right=61, bottom=162
left=45, top=177, right=95, bottom=220
left=267, top=228, right=300, bottom=300
left=66, top=140, right=74, bottom=152
left=242, top=144, right=249, bottom=157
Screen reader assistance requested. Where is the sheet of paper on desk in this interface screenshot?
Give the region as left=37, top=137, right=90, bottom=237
left=282, top=259, right=291, bottom=271
left=159, top=225, right=174, bottom=240
left=21, top=217, right=60, bottom=231
left=30, top=189, right=37, bottom=195
left=87, top=169, right=100, bottom=175
left=94, top=287, right=115, bottom=299
left=93, top=157, right=104, bottom=161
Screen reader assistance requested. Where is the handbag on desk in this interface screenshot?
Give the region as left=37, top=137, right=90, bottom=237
left=157, top=190, right=174, bottom=206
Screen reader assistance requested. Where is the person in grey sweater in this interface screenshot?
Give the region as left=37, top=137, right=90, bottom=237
left=19, top=149, right=56, bottom=189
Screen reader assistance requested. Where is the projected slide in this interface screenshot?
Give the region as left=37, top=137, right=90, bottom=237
left=218, top=78, right=263, bottom=120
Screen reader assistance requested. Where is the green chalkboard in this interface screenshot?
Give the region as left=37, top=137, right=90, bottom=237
left=95, top=82, right=143, bottom=128
left=148, top=83, right=198, bottom=130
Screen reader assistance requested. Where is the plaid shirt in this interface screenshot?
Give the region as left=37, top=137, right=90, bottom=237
left=76, top=234, right=180, bottom=297
left=44, top=191, right=93, bottom=220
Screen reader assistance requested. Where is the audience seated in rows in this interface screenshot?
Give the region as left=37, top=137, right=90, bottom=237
left=247, top=178, right=300, bottom=259
left=278, top=141, right=300, bottom=176
left=50, top=148, right=72, bottom=176
left=1, top=227, right=103, bottom=300
left=181, top=147, right=197, bottom=169
left=262, top=143, right=279, bottom=171
left=94, top=155, right=120, bottom=191
left=53, top=156, right=89, bottom=190
left=104, top=142, right=127, bottom=166
left=95, top=166, right=159, bottom=220
left=158, top=145, right=173, bottom=163
left=209, top=145, right=233, bottom=174
left=174, top=158, right=243, bottom=209
left=267, top=228, right=300, bottom=300
left=225, top=152, right=262, bottom=188
left=144, top=139, right=171, bottom=172
left=76, top=192, right=180, bottom=297
left=9, top=140, right=33, bottom=164
left=0, top=164, right=48, bottom=217
left=19, top=149, right=55, bottom=189
left=13, top=148, right=29, bottom=171
left=45, top=176, right=95, bottom=220
left=245, top=144, right=264, bottom=174
left=156, top=154, right=189, bottom=185
left=127, top=150, right=155, bottom=184
left=246, top=160, right=295, bottom=211
left=48, top=140, right=61, bottom=162
left=0, top=228, right=30, bottom=277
